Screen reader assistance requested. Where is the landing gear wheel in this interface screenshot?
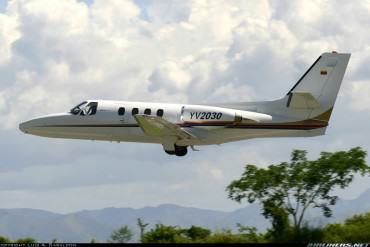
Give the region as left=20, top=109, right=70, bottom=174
left=175, top=145, right=188, bottom=156
left=165, top=150, right=176, bottom=155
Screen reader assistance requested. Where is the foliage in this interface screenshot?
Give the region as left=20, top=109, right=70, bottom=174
left=14, top=237, right=37, bottom=243
left=236, top=224, right=267, bottom=243
left=183, top=225, right=211, bottom=240
left=141, top=224, right=226, bottom=243
left=204, top=229, right=245, bottom=243
left=203, top=228, right=268, bottom=243
left=0, top=236, right=12, bottom=243
left=263, top=224, right=324, bottom=242
left=109, top=225, right=133, bottom=243
left=323, top=212, right=370, bottom=242
left=0, top=236, right=36, bottom=244
left=227, top=147, right=369, bottom=241
left=141, top=224, right=265, bottom=243
left=90, top=237, right=98, bottom=243
left=141, top=224, right=187, bottom=243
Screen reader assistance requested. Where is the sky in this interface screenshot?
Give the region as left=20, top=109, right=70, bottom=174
left=0, top=0, right=370, bottom=214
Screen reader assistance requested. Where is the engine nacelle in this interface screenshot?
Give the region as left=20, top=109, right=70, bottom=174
left=181, top=105, right=272, bottom=124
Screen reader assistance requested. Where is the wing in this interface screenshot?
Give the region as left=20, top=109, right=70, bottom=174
left=134, top=114, right=197, bottom=140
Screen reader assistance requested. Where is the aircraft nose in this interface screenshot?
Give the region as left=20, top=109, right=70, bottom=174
left=19, top=120, right=34, bottom=133
left=19, top=113, right=71, bottom=136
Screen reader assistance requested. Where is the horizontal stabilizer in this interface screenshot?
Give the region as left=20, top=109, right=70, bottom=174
left=287, top=92, right=320, bottom=109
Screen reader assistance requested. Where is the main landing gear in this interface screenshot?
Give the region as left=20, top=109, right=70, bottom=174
left=164, top=145, right=188, bottom=157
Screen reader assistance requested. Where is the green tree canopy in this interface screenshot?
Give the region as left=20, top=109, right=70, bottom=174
left=142, top=224, right=217, bottom=243
left=183, top=225, right=211, bottom=240
left=142, top=224, right=183, bottom=243
left=227, top=147, right=369, bottom=240
left=109, top=225, right=133, bottom=243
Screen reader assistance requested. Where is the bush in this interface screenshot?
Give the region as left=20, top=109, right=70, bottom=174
left=0, top=236, right=12, bottom=243
left=323, top=212, right=370, bottom=242
left=14, top=237, right=37, bottom=243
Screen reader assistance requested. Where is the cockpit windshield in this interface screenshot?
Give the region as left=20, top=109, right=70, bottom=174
left=70, top=101, right=98, bottom=116
left=70, top=101, right=87, bottom=115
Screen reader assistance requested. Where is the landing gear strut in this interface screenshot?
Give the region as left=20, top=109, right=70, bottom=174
left=164, top=145, right=188, bottom=156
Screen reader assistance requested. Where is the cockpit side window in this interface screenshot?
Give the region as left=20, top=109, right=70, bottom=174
left=86, top=102, right=98, bottom=115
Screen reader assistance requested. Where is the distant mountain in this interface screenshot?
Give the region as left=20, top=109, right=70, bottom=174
left=1, top=189, right=370, bottom=242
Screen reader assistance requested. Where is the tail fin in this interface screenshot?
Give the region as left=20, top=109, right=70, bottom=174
left=212, top=52, right=350, bottom=124
left=286, top=52, right=350, bottom=121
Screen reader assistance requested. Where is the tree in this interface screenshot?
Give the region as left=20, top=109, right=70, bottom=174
left=183, top=225, right=211, bottom=241
left=109, top=225, right=133, bottom=243
left=137, top=218, right=149, bottom=242
left=142, top=224, right=185, bottom=243
left=227, top=147, right=369, bottom=240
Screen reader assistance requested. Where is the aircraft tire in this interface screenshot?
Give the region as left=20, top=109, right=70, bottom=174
left=175, top=145, right=188, bottom=156
left=165, top=150, right=176, bottom=155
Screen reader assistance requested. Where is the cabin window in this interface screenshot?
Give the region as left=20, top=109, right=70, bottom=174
left=144, top=108, right=151, bottom=115
left=132, top=108, right=139, bottom=115
left=118, top=107, right=125, bottom=116
left=157, top=109, right=164, bottom=117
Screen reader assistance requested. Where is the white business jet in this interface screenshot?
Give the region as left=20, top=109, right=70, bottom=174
left=19, top=52, right=350, bottom=156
